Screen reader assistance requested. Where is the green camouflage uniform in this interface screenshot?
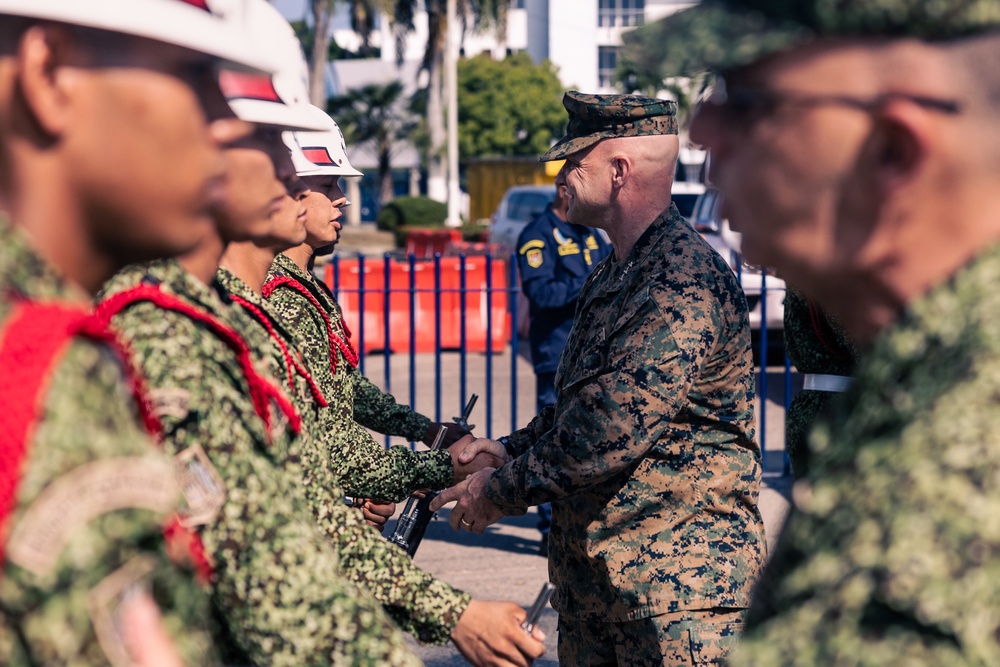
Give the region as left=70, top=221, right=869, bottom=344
left=487, top=205, right=765, bottom=661
left=729, top=245, right=1000, bottom=665
left=0, top=220, right=218, bottom=666
left=783, top=288, right=858, bottom=479
left=216, top=266, right=470, bottom=644
left=264, top=253, right=452, bottom=501
left=641, top=2, right=1000, bottom=665
left=100, top=259, right=420, bottom=667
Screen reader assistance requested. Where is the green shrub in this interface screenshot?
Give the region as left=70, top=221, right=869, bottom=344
left=377, top=196, right=447, bottom=245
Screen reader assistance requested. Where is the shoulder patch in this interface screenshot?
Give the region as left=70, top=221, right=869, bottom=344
left=519, top=239, right=545, bottom=254
left=148, top=387, right=192, bottom=420
left=526, top=249, right=544, bottom=268
left=174, top=445, right=226, bottom=528
left=6, top=457, right=179, bottom=577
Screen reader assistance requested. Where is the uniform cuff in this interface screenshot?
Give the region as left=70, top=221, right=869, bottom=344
left=415, top=448, right=455, bottom=490
left=485, top=460, right=529, bottom=516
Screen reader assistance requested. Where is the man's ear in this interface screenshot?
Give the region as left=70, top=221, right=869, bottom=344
left=610, top=155, right=631, bottom=188
left=867, top=98, right=937, bottom=196
left=15, top=24, right=80, bottom=141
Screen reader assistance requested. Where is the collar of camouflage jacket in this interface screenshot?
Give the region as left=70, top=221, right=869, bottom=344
left=0, top=216, right=90, bottom=305
left=600, top=203, right=683, bottom=296
left=271, top=252, right=337, bottom=313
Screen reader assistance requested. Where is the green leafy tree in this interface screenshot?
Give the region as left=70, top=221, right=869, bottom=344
left=328, top=81, right=418, bottom=210
left=457, top=52, right=565, bottom=160
left=385, top=0, right=512, bottom=198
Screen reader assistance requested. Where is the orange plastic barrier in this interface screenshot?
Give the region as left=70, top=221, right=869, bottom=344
left=325, top=257, right=511, bottom=354
left=403, top=229, right=462, bottom=259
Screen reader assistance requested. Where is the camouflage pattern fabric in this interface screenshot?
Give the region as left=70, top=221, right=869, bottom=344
left=265, top=253, right=452, bottom=501
left=728, top=243, right=1000, bottom=666
left=100, top=259, right=421, bottom=667
left=487, top=204, right=765, bottom=622
left=540, top=91, right=678, bottom=162
left=308, top=268, right=431, bottom=441
left=626, top=0, right=1000, bottom=78
left=783, top=288, right=859, bottom=479
left=216, top=267, right=470, bottom=645
left=0, top=220, right=218, bottom=666
left=557, top=607, right=744, bottom=667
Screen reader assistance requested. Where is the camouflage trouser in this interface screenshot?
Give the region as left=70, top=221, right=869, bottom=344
left=557, top=608, right=745, bottom=666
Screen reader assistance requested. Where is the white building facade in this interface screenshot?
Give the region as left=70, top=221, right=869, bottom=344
left=373, top=0, right=696, bottom=94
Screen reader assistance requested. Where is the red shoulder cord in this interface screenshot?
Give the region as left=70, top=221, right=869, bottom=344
left=806, top=299, right=853, bottom=362
left=0, top=301, right=212, bottom=583
left=95, top=284, right=301, bottom=437
left=263, top=276, right=359, bottom=380
left=228, top=294, right=327, bottom=408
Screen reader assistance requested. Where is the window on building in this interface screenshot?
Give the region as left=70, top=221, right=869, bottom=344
left=598, top=0, right=645, bottom=28
left=598, top=46, right=619, bottom=89
left=513, top=0, right=526, bottom=8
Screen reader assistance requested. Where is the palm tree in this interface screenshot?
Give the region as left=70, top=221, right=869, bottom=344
left=328, top=81, right=417, bottom=210
left=385, top=0, right=510, bottom=201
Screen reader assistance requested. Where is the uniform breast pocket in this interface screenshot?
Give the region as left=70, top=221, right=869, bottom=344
left=606, top=288, right=660, bottom=370
left=558, top=326, right=608, bottom=391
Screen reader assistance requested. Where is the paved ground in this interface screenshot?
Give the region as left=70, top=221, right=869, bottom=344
left=401, top=475, right=792, bottom=666
left=358, top=349, right=797, bottom=665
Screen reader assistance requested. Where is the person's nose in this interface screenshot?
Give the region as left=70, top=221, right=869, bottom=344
left=689, top=102, right=727, bottom=157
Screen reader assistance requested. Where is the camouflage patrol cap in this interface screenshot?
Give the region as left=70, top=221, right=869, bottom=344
left=622, top=0, right=1000, bottom=77
left=539, top=91, right=678, bottom=162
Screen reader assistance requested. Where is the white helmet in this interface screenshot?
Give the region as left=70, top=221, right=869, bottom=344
left=0, top=0, right=275, bottom=74
left=214, top=0, right=327, bottom=132
left=289, top=105, right=363, bottom=178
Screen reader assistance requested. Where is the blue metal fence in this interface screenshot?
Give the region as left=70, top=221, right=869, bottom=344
left=328, top=252, right=794, bottom=475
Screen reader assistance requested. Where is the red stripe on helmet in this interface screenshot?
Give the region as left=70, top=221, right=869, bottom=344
left=179, top=0, right=211, bottom=11
left=219, top=70, right=282, bottom=103
left=302, top=147, right=337, bottom=166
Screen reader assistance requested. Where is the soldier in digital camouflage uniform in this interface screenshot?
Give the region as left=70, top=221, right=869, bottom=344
left=264, top=108, right=478, bottom=504
left=0, top=1, right=271, bottom=664
left=646, top=0, right=1000, bottom=663
left=214, top=121, right=544, bottom=667
left=782, top=288, right=858, bottom=479
left=97, top=2, right=426, bottom=665
left=434, top=91, right=765, bottom=666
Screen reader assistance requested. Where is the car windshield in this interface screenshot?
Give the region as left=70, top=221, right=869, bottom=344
left=508, top=192, right=553, bottom=222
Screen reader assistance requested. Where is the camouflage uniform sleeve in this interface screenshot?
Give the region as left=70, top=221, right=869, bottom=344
left=313, top=477, right=472, bottom=645
left=0, top=340, right=218, bottom=667
left=485, top=289, right=704, bottom=513
left=351, top=369, right=432, bottom=441
left=112, top=301, right=420, bottom=667
left=269, top=287, right=453, bottom=500
left=505, top=406, right=557, bottom=456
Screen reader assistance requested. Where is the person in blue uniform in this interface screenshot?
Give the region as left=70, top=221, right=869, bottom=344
left=515, top=167, right=613, bottom=554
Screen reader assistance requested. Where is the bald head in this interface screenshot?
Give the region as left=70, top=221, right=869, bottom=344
left=560, top=132, right=680, bottom=258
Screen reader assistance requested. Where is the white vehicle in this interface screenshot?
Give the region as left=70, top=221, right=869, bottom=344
left=689, top=187, right=786, bottom=347
left=489, top=181, right=705, bottom=256
left=488, top=185, right=557, bottom=254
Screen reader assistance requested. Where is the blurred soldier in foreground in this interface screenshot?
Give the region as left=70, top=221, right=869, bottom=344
left=434, top=91, right=765, bottom=666
left=515, top=165, right=612, bottom=554
left=215, top=119, right=545, bottom=666
left=264, top=112, right=479, bottom=505
left=0, top=0, right=266, bottom=663
left=644, top=0, right=1000, bottom=663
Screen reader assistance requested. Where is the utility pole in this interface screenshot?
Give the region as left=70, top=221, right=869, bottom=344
left=445, top=0, right=461, bottom=227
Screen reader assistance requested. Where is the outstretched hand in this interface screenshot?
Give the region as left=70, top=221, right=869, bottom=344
left=448, top=435, right=507, bottom=482
left=357, top=499, right=395, bottom=532
left=431, top=467, right=504, bottom=534
left=451, top=599, right=547, bottom=667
